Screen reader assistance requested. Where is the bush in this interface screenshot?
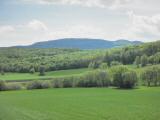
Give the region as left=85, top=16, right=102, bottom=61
left=111, top=65, right=128, bottom=87
left=27, top=81, right=50, bottom=90
left=88, top=61, right=101, bottom=69
left=62, top=78, right=73, bottom=88
left=122, top=71, right=137, bottom=88
left=77, top=70, right=110, bottom=87
left=39, top=66, right=45, bottom=76
left=95, top=70, right=110, bottom=87
left=30, top=68, right=35, bottom=74
left=99, top=63, right=108, bottom=69
left=1, top=70, right=5, bottom=75
left=5, top=83, right=22, bottom=91
left=0, top=80, right=6, bottom=91
left=141, top=66, right=160, bottom=86
left=77, top=73, right=96, bottom=87
left=82, top=73, right=97, bottom=87
left=110, top=61, right=122, bottom=66
left=52, top=79, right=63, bottom=88
left=112, top=65, right=137, bottom=89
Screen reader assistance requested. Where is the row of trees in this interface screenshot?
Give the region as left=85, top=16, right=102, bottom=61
left=88, top=63, right=160, bottom=88
left=103, top=41, right=160, bottom=67
left=0, top=65, right=46, bottom=76
left=134, top=53, right=160, bottom=67
left=0, top=66, right=139, bottom=91
left=141, top=66, right=160, bottom=86
left=1, top=65, right=160, bottom=91
left=134, top=55, right=148, bottom=67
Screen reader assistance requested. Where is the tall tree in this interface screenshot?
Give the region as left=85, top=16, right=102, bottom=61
left=39, top=66, right=45, bottom=76
left=141, top=54, right=148, bottom=67
left=103, top=52, right=112, bottom=66
left=134, top=56, right=140, bottom=67
left=141, top=66, right=160, bottom=86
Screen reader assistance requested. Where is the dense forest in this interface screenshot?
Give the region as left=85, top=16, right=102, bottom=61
left=0, top=48, right=105, bottom=72
left=0, top=41, right=160, bottom=73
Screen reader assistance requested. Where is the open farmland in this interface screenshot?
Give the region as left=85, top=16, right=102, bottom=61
left=0, top=87, right=160, bottom=120
left=0, top=68, right=89, bottom=81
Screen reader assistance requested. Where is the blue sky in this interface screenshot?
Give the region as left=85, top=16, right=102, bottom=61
left=0, top=0, right=160, bottom=47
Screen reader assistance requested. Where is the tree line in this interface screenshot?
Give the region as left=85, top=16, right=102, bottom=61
left=1, top=65, right=160, bottom=91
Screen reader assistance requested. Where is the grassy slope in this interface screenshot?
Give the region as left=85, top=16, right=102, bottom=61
left=0, top=87, right=160, bottom=120
left=0, top=68, right=90, bottom=81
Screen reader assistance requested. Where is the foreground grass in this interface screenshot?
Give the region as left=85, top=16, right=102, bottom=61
left=0, top=68, right=90, bottom=81
left=0, top=87, right=160, bottom=120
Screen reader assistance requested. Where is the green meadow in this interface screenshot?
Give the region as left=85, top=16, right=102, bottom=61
left=0, top=87, right=160, bottom=120
left=0, top=68, right=90, bottom=81
left=0, top=65, right=145, bottom=81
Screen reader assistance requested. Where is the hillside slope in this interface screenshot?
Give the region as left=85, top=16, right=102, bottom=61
left=16, top=38, right=142, bottom=49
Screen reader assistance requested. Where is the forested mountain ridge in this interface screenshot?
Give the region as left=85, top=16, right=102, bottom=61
left=15, top=38, right=142, bottom=49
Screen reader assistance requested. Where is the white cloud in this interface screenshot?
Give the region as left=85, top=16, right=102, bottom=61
left=20, top=0, right=160, bottom=15
left=48, top=24, right=107, bottom=39
left=0, top=26, right=15, bottom=34
left=27, top=19, right=48, bottom=31
left=21, top=0, right=131, bottom=9
left=0, top=20, right=109, bottom=46
left=0, top=20, right=50, bottom=46
left=120, top=12, right=160, bottom=41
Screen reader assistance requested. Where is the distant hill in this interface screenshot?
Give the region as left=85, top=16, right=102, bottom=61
left=15, top=38, right=143, bottom=49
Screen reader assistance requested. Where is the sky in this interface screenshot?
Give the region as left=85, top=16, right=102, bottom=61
left=0, top=0, right=160, bottom=47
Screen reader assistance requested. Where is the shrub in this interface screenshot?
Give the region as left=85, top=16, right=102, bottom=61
left=1, top=70, right=5, bottom=75
left=52, top=79, right=63, bottom=88
left=27, top=81, right=50, bottom=90
left=83, top=73, right=97, bottom=87
left=39, top=66, right=45, bottom=76
left=112, top=65, right=137, bottom=89
left=77, top=70, right=110, bottom=87
left=0, top=65, right=5, bottom=75
left=99, top=63, right=108, bottom=69
left=77, top=72, right=98, bottom=87
left=52, top=76, right=76, bottom=88
left=122, top=71, right=137, bottom=88
left=41, top=81, right=51, bottom=88
left=88, top=61, right=101, bottom=69
left=141, top=66, right=160, bottom=86
left=110, top=61, right=122, bottom=66
left=0, top=81, right=22, bottom=91
left=0, top=80, right=6, bottom=91
left=30, top=68, right=35, bottom=74
left=62, top=78, right=73, bottom=88
left=95, top=70, right=110, bottom=87
left=111, top=65, right=128, bottom=87
left=5, top=83, right=22, bottom=91
left=69, top=76, right=78, bottom=87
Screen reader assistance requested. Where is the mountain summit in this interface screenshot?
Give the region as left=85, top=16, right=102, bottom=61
left=16, top=38, right=142, bottom=49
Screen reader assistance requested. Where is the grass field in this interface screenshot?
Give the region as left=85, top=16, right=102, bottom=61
left=0, top=87, right=160, bottom=120
left=0, top=65, right=144, bottom=81
left=0, top=68, right=90, bottom=81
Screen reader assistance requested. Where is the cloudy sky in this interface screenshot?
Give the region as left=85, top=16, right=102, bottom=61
left=0, top=0, right=160, bottom=47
